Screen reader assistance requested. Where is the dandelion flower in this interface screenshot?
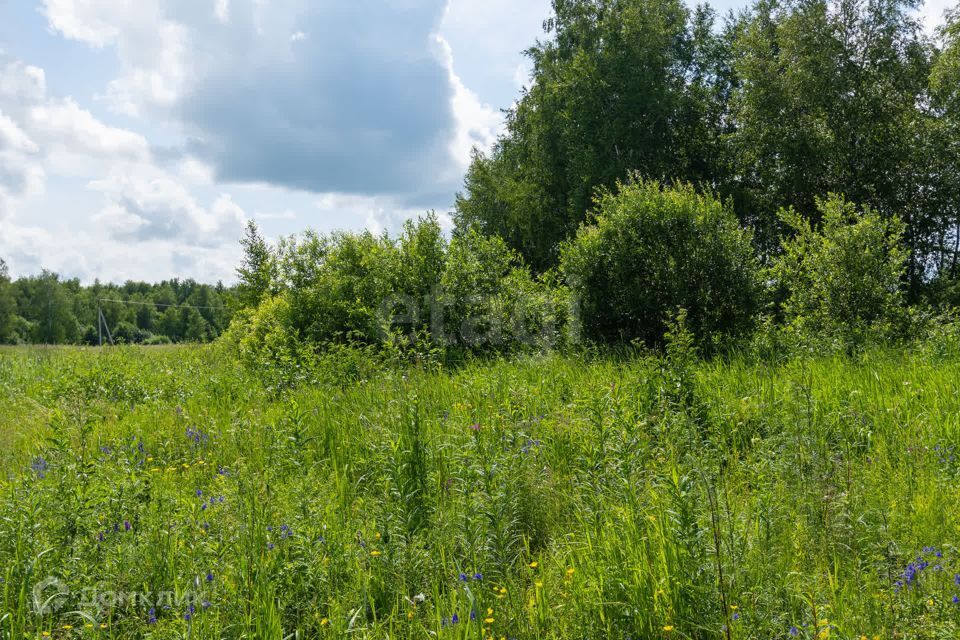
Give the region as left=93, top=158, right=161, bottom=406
left=663, top=625, right=674, bottom=632
left=370, top=550, right=382, bottom=557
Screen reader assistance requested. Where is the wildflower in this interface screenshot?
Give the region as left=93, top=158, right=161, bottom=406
left=485, top=617, right=495, bottom=624
left=566, top=567, right=575, bottom=577
left=470, top=423, right=481, bottom=432
left=529, top=561, right=538, bottom=569
left=62, top=625, right=73, bottom=630
left=320, top=618, right=329, bottom=626
left=370, top=550, right=382, bottom=557
left=206, top=571, right=214, bottom=583
left=202, top=601, right=212, bottom=610
left=148, top=608, right=157, bottom=624
left=459, top=572, right=469, bottom=582
left=732, top=613, right=740, bottom=621
left=474, top=572, right=483, bottom=581
left=451, top=613, right=459, bottom=624
left=790, top=627, right=799, bottom=637
left=663, top=625, right=674, bottom=632
left=124, top=520, right=131, bottom=532
left=535, top=581, right=543, bottom=588
left=31, top=457, right=49, bottom=479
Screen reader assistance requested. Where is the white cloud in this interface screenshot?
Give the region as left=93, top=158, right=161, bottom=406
left=255, top=209, right=297, bottom=221
left=90, top=172, right=247, bottom=247
left=214, top=0, right=230, bottom=23
left=433, top=34, right=503, bottom=176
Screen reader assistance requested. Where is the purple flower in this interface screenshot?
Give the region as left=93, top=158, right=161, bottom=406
left=206, top=571, right=214, bottom=583
left=31, top=457, right=49, bottom=479
left=124, top=520, right=131, bottom=532
left=459, top=573, right=468, bottom=582
left=148, top=608, right=157, bottom=624
left=451, top=613, right=459, bottom=624
left=789, top=627, right=799, bottom=637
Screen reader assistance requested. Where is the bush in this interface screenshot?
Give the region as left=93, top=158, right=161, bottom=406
left=438, top=230, right=568, bottom=351
left=560, top=178, right=760, bottom=349
left=277, top=215, right=446, bottom=347
left=772, top=194, right=908, bottom=347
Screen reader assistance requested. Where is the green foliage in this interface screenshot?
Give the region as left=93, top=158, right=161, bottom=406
left=561, top=179, right=760, bottom=348
left=772, top=194, right=908, bottom=347
left=437, top=230, right=565, bottom=351
left=0, top=258, right=15, bottom=344
left=454, top=0, right=728, bottom=271
left=236, top=220, right=277, bottom=309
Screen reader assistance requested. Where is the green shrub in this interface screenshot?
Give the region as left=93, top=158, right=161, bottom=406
left=560, top=178, right=760, bottom=349
left=438, top=230, right=568, bottom=351
left=772, top=194, right=908, bottom=347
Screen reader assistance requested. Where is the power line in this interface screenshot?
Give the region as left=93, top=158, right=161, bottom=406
left=96, top=298, right=225, bottom=310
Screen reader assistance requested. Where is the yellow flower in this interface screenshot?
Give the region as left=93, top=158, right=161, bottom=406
left=484, top=617, right=495, bottom=624
left=320, top=618, right=329, bottom=626
left=535, top=581, right=544, bottom=588
left=499, top=587, right=507, bottom=595
left=529, top=561, right=538, bottom=569
left=407, top=611, right=414, bottom=620
left=928, top=598, right=935, bottom=606
left=663, top=625, right=675, bottom=632
left=730, top=605, right=738, bottom=611
left=42, top=633, right=51, bottom=638
left=370, top=550, right=381, bottom=557
left=100, top=624, right=108, bottom=629
left=62, top=626, right=73, bottom=630
left=375, top=532, right=381, bottom=540
left=487, top=608, right=493, bottom=616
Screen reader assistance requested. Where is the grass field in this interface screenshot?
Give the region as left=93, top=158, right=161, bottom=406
left=3, top=341, right=960, bottom=639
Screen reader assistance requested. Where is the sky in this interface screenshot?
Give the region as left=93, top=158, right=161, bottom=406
left=0, top=0, right=953, bottom=284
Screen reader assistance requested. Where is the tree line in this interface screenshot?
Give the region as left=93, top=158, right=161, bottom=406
left=457, top=0, right=960, bottom=300
left=227, top=0, right=960, bottom=376
left=0, top=259, right=234, bottom=345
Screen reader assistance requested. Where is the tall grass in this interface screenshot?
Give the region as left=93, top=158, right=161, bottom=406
left=2, top=342, right=960, bottom=638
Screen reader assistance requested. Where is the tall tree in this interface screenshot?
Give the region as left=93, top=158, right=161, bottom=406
left=455, top=0, right=728, bottom=271
left=726, top=0, right=937, bottom=285
left=236, top=220, right=276, bottom=308
left=0, top=258, right=16, bottom=343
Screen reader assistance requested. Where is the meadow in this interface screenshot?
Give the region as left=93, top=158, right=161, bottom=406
left=3, top=340, right=960, bottom=639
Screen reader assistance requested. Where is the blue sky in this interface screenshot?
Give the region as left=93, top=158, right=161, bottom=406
left=0, top=0, right=951, bottom=283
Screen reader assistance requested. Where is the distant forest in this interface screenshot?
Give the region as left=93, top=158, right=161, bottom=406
left=0, top=260, right=233, bottom=345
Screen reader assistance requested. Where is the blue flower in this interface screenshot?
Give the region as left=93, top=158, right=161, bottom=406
left=31, top=457, right=49, bottom=479
left=473, top=572, right=483, bottom=581
left=148, top=608, right=157, bottom=624
left=451, top=613, right=459, bottom=624
left=789, top=627, right=799, bottom=637
left=206, top=571, right=214, bottom=583
left=459, top=573, right=468, bottom=582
